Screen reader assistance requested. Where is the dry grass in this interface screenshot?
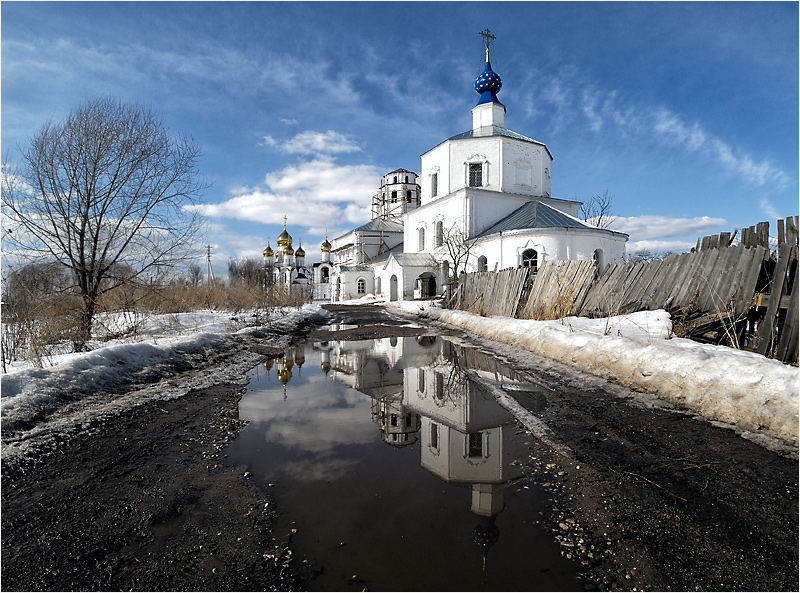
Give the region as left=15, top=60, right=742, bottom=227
left=2, top=269, right=310, bottom=371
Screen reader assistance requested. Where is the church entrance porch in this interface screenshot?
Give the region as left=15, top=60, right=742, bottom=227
left=414, top=272, right=436, bottom=299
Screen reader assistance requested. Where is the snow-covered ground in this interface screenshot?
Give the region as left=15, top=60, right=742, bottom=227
left=386, top=299, right=798, bottom=453
left=0, top=305, right=328, bottom=466
left=2, top=299, right=797, bottom=463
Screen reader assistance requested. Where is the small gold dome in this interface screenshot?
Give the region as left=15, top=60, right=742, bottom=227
left=263, top=244, right=274, bottom=257
left=295, top=241, right=305, bottom=258
left=321, top=237, right=331, bottom=252
left=283, top=245, right=294, bottom=256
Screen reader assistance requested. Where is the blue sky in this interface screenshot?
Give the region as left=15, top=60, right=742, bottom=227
left=2, top=1, right=798, bottom=275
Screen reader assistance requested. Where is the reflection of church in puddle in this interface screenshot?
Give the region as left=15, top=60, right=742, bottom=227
left=262, top=345, right=306, bottom=399
left=304, top=333, right=547, bottom=565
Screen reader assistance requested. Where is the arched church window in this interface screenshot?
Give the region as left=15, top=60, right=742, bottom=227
left=522, top=249, right=538, bottom=271
left=393, top=175, right=397, bottom=183
left=431, top=172, right=438, bottom=197
left=357, top=278, right=366, bottom=295
left=419, top=227, right=425, bottom=251
left=478, top=255, right=488, bottom=272
left=593, top=249, right=604, bottom=271
left=321, top=267, right=329, bottom=284
left=469, top=163, right=483, bottom=187
left=435, top=221, right=444, bottom=248
left=376, top=277, right=382, bottom=295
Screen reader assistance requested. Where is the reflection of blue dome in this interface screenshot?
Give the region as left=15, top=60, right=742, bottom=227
left=475, top=60, right=504, bottom=108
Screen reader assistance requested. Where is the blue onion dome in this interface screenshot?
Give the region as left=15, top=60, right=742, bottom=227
left=475, top=60, right=503, bottom=103
left=475, top=59, right=504, bottom=106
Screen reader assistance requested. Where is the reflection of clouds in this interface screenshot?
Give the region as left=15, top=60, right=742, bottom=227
left=273, top=453, right=363, bottom=483
left=241, top=370, right=376, bottom=483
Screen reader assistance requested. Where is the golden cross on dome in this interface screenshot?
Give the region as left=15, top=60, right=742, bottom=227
left=479, top=28, right=495, bottom=60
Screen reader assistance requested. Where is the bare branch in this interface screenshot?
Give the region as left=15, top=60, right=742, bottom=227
left=579, top=189, right=617, bottom=230
left=1, top=98, right=209, bottom=349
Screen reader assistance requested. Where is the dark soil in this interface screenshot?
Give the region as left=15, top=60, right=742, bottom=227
left=1, top=384, right=299, bottom=591
left=1, top=303, right=797, bottom=592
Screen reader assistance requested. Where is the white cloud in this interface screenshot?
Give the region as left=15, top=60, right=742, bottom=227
left=614, top=214, right=728, bottom=242
left=626, top=239, right=697, bottom=256
left=758, top=198, right=781, bottom=221
left=190, top=156, right=380, bottom=232
left=281, top=130, right=362, bottom=156
left=527, top=65, right=790, bottom=192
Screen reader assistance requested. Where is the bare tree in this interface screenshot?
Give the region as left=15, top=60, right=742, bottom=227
left=579, top=189, right=616, bottom=229
left=439, top=221, right=479, bottom=281
left=2, top=98, right=208, bottom=350
left=628, top=249, right=674, bottom=263
left=188, top=262, right=204, bottom=289
left=227, top=256, right=264, bottom=287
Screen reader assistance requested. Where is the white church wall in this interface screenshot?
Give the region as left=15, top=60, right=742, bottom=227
left=538, top=196, right=582, bottom=218
left=500, top=138, right=551, bottom=197
left=471, top=228, right=626, bottom=273
left=404, top=192, right=466, bottom=253
left=421, top=142, right=451, bottom=204
left=449, top=136, right=501, bottom=192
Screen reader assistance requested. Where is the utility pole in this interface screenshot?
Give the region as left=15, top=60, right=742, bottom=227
left=206, top=244, right=215, bottom=286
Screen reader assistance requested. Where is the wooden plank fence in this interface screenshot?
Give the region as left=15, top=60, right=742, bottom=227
left=444, top=216, right=798, bottom=365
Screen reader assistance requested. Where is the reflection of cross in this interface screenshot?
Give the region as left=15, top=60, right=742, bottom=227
left=479, top=28, right=495, bottom=59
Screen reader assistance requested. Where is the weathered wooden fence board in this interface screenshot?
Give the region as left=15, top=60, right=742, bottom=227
left=447, top=217, right=798, bottom=364
left=517, top=260, right=596, bottom=320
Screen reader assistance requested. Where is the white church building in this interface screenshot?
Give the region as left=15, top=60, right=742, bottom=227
left=312, top=32, right=628, bottom=302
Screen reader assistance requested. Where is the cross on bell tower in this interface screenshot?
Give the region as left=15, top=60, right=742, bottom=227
left=479, top=28, right=495, bottom=61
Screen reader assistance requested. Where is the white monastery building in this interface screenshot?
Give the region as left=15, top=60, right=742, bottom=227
left=275, top=31, right=628, bottom=302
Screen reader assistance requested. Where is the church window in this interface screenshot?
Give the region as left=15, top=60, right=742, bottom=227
left=469, top=163, right=483, bottom=187
left=431, top=173, right=438, bottom=197
left=391, top=191, right=397, bottom=203
left=435, top=221, right=444, bottom=248
left=376, top=277, right=382, bottom=294
left=430, top=423, right=439, bottom=450
left=393, top=175, right=397, bottom=183
left=418, top=368, right=425, bottom=393
left=406, top=190, right=412, bottom=202
left=404, top=175, right=408, bottom=183
left=321, top=267, right=329, bottom=284
left=522, top=249, right=538, bottom=271
left=478, top=255, right=488, bottom=272
left=357, top=278, right=366, bottom=294
left=419, top=227, right=425, bottom=251
left=468, top=432, right=483, bottom=458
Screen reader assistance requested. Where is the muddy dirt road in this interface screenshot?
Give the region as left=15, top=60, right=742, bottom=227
left=1, top=304, right=797, bottom=591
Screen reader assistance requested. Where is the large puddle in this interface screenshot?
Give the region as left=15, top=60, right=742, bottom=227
left=227, top=335, right=585, bottom=591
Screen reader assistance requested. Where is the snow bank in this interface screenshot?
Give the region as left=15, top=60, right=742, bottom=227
left=390, top=302, right=799, bottom=449
left=0, top=305, right=328, bottom=465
